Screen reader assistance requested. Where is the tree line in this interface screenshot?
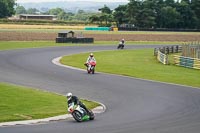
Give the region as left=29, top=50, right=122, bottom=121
left=90, top=0, right=200, bottom=29
left=1, top=0, right=200, bottom=29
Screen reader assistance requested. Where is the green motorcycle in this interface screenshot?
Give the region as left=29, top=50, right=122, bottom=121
left=68, top=102, right=95, bottom=122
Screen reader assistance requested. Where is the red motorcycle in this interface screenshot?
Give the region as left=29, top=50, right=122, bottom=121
left=85, top=61, right=96, bottom=74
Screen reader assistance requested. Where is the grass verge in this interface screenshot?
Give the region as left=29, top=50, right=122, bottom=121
left=0, top=83, right=99, bottom=122
left=60, top=49, right=200, bottom=88
left=0, top=41, right=67, bottom=50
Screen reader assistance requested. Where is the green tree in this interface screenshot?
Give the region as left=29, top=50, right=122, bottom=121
left=15, top=5, right=26, bottom=14
left=113, top=5, right=128, bottom=26
left=26, top=8, right=39, bottom=14
left=48, top=8, right=64, bottom=15
left=160, top=6, right=180, bottom=28
left=164, top=0, right=176, bottom=7
left=126, top=0, right=140, bottom=25
left=136, top=8, right=156, bottom=28
left=73, top=10, right=91, bottom=21
left=136, top=0, right=156, bottom=28
left=111, top=0, right=200, bottom=29
left=153, top=0, right=165, bottom=28
left=98, top=5, right=112, bottom=14
left=89, top=14, right=100, bottom=24
left=191, top=0, right=200, bottom=28
left=57, top=11, right=67, bottom=20
left=98, top=5, right=113, bottom=26
left=181, top=0, right=190, bottom=4
left=0, top=0, right=16, bottom=18
left=176, top=1, right=196, bottom=28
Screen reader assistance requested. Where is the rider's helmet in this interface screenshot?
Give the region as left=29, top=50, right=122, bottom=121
left=90, top=53, right=94, bottom=57
left=66, top=92, right=72, bottom=101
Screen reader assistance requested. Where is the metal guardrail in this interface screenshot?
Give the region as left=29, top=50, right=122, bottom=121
left=174, top=55, right=200, bottom=70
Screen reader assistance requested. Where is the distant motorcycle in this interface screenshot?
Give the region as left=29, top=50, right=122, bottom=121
left=68, top=102, right=95, bottom=122
left=117, top=42, right=124, bottom=49
left=85, top=61, right=96, bottom=74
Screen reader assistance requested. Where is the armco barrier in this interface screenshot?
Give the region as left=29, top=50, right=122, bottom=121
left=174, top=55, right=200, bottom=70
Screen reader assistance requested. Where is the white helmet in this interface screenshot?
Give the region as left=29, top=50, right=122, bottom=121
left=66, top=92, right=72, bottom=100
left=90, top=53, right=94, bottom=57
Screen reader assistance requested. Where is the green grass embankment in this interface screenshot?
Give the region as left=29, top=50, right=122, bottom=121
left=0, top=83, right=99, bottom=122
left=60, top=49, right=200, bottom=88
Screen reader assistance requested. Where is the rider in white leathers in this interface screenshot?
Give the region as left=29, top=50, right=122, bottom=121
left=85, top=53, right=96, bottom=71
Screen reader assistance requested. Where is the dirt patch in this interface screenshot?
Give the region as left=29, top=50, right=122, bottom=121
left=0, top=32, right=56, bottom=41
left=0, top=31, right=200, bottom=42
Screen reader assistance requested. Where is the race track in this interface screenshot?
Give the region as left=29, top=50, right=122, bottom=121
left=1, top=45, right=200, bottom=133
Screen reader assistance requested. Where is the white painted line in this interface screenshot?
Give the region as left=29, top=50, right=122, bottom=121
left=52, top=56, right=85, bottom=72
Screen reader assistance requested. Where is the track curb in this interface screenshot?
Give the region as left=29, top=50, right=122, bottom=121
left=0, top=103, right=106, bottom=127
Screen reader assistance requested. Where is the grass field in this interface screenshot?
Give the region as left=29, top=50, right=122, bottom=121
left=1, top=24, right=200, bottom=42
left=0, top=83, right=99, bottom=122
left=0, top=41, right=82, bottom=51
left=0, top=41, right=66, bottom=50
left=60, top=49, right=200, bottom=88
left=1, top=24, right=200, bottom=35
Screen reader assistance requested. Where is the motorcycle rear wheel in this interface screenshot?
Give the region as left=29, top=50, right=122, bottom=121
left=89, top=110, right=95, bottom=120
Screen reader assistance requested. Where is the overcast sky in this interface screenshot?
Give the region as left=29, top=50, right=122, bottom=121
left=17, top=0, right=129, bottom=3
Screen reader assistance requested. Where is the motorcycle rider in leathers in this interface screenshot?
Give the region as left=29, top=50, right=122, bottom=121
left=66, top=92, right=90, bottom=114
left=84, top=53, right=96, bottom=70
left=118, top=38, right=125, bottom=49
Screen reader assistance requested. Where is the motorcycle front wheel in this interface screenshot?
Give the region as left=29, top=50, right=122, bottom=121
left=92, top=68, right=95, bottom=74
left=72, top=110, right=83, bottom=122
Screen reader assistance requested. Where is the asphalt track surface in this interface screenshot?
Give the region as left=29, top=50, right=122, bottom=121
left=1, top=45, right=200, bottom=133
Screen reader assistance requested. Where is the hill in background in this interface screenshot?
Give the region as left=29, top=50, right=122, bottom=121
left=17, top=1, right=128, bottom=13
